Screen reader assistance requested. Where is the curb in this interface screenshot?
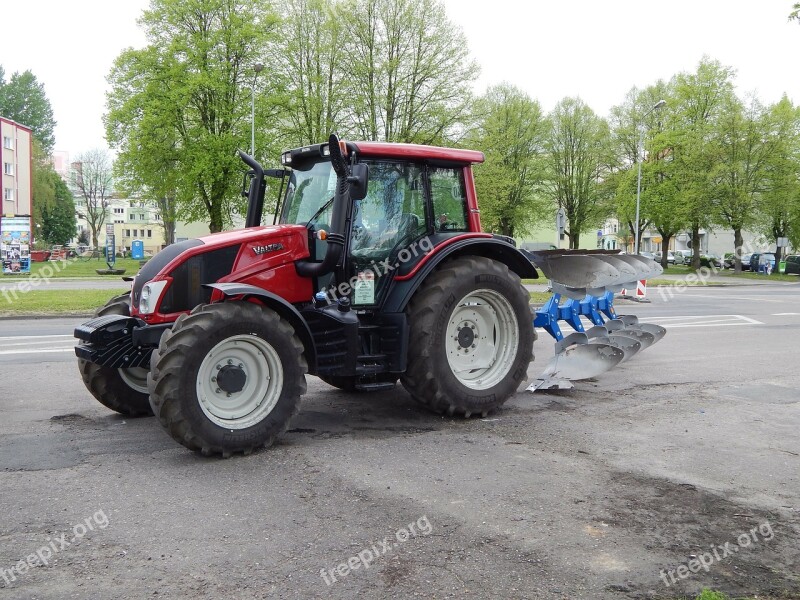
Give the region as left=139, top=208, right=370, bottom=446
left=0, top=313, right=93, bottom=320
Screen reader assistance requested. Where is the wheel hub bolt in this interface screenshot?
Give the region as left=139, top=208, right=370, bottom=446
left=212, top=376, right=217, bottom=382
left=216, top=388, right=221, bottom=393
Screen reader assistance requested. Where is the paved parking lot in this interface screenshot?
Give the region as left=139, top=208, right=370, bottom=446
left=1, top=284, right=799, bottom=599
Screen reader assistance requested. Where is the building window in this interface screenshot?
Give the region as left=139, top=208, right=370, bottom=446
left=147, top=229, right=152, bottom=238
left=113, top=207, right=124, bottom=214
left=3, top=136, right=12, bottom=150
left=3, top=162, right=13, bottom=176
left=124, top=229, right=131, bottom=237
left=3, top=188, right=13, bottom=201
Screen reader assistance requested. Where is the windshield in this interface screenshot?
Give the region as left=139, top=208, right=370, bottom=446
left=280, top=160, right=337, bottom=226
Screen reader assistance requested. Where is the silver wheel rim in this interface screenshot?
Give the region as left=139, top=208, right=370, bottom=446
left=119, top=367, right=149, bottom=394
left=445, top=288, right=519, bottom=390
left=196, top=334, right=283, bottom=430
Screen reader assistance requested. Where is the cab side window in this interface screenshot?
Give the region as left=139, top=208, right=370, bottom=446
left=429, top=167, right=469, bottom=232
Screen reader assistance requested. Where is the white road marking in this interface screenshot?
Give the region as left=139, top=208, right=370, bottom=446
left=641, top=314, right=763, bottom=328
left=773, top=312, right=800, bottom=316
left=0, top=348, right=74, bottom=356
left=0, top=334, right=73, bottom=341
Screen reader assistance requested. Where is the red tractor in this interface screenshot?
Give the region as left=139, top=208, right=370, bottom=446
left=75, top=134, right=537, bottom=456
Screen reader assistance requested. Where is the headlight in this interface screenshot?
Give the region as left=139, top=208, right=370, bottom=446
left=139, top=280, right=169, bottom=315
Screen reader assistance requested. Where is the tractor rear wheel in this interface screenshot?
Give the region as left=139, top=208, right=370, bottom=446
left=401, top=257, right=533, bottom=417
left=77, top=293, right=153, bottom=417
left=148, top=302, right=307, bottom=456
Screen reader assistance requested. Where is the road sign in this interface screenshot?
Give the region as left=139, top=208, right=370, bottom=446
left=106, top=233, right=116, bottom=268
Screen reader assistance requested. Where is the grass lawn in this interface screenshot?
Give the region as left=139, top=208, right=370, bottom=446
left=0, top=289, right=127, bottom=317
left=717, top=270, right=799, bottom=282
left=648, top=277, right=714, bottom=286
left=528, top=291, right=552, bottom=304
left=3, top=258, right=144, bottom=280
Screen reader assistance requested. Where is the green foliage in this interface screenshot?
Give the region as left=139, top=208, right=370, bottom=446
left=608, top=82, right=677, bottom=253
left=665, top=58, right=736, bottom=268
left=340, top=0, right=478, bottom=144
left=694, top=590, right=729, bottom=600
left=709, top=94, right=777, bottom=269
left=466, top=84, right=549, bottom=238
left=544, top=97, right=612, bottom=248
left=274, top=0, right=343, bottom=146
left=0, top=67, right=57, bottom=154
left=40, top=171, right=77, bottom=245
left=758, top=95, right=800, bottom=250
left=105, top=0, right=279, bottom=233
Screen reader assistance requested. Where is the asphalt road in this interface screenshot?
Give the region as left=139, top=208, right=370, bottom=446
left=1, top=284, right=799, bottom=599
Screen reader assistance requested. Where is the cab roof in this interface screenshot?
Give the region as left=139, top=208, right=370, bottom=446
left=351, top=141, right=485, bottom=164
left=282, top=140, right=485, bottom=166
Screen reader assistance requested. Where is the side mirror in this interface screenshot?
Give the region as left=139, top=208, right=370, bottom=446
left=347, top=163, right=369, bottom=200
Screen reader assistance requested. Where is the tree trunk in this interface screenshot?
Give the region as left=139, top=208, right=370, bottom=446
left=691, top=226, right=701, bottom=270
left=208, top=201, right=223, bottom=233
left=733, top=228, right=744, bottom=274
left=569, top=231, right=580, bottom=249
left=660, top=235, right=673, bottom=269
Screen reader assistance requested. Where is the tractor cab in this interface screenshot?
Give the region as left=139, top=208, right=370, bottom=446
left=262, top=139, right=484, bottom=308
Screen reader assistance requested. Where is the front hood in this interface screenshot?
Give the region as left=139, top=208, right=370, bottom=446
left=196, top=224, right=307, bottom=248
left=131, top=224, right=311, bottom=316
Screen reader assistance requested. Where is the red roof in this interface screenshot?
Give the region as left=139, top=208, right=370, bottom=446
left=351, top=141, right=484, bottom=164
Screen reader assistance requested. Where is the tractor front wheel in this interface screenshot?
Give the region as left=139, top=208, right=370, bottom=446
left=148, top=302, right=307, bottom=456
left=401, top=257, right=533, bottom=417
left=77, top=293, right=153, bottom=417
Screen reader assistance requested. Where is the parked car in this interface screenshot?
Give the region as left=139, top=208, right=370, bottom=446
left=639, top=251, right=655, bottom=260
left=723, top=253, right=735, bottom=269
left=699, top=253, right=723, bottom=269
left=784, top=254, right=800, bottom=275
left=749, top=252, right=776, bottom=273
left=674, top=250, right=693, bottom=265
left=654, top=251, right=676, bottom=265
left=739, top=253, right=752, bottom=270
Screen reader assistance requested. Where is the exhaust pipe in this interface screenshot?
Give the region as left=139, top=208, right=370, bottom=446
left=296, top=133, right=349, bottom=278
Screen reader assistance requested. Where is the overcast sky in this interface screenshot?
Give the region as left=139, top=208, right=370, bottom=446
left=2, top=0, right=798, bottom=155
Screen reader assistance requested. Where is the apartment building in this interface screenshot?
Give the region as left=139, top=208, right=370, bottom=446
left=1, top=117, right=32, bottom=218
left=1, top=117, right=33, bottom=273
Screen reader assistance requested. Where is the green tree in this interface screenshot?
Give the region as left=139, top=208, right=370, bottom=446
left=466, top=84, right=549, bottom=238
left=760, top=96, right=800, bottom=256
left=0, top=68, right=57, bottom=154
left=608, top=83, right=677, bottom=262
left=275, top=0, right=344, bottom=146
left=40, top=172, right=77, bottom=245
left=545, top=97, right=611, bottom=249
left=669, top=58, right=736, bottom=269
left=106, top=0, right=279, bottom=233
left=342, top=0, right=478, bottom=144
left=710, top=95, right=776, bottom=272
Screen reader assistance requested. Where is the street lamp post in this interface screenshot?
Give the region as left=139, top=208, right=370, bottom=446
left=634, top=99, right=666, bottom=255
left=251, top=63, right=264, bottom=156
